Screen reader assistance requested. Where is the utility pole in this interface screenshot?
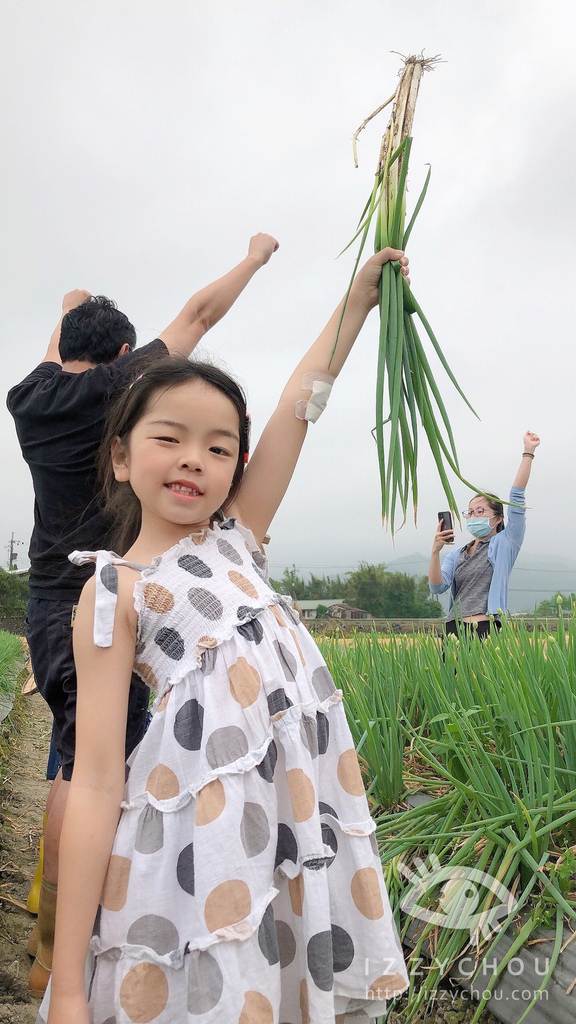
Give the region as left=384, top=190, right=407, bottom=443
left=5, top=533, right=23, bottom=571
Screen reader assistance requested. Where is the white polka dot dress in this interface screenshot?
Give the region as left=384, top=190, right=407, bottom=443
left=39, top=519, right=407, bottom=1024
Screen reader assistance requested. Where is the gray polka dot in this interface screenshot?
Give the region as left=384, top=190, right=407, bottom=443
left=201, top=648, right=217, bottom=675
left=176, top=842, right=194, bottom=896
left=275, top=823, right=298, bottom=870
left=276, top=920, right=296, bottom=968
left=178, top=554, right=213, bottom=578
left=240, top=803, right=270, bottom=858
left=332, top=924, right=354, bottom=972
left=267, top=688, right=293, bottom=716
left=100, top=564, right=118, bottom=594
left=206, top=726, right=249, bottom=768
left=174, top=699, right=204, bottom=751
left=257, top=903, right=279, bottom=965
left=319, top=801, right=338, bottom=819
left=127, top=914, right=179, bottom=955
left=188, top=588, right=224, bottom=621
left=321, top=823, right=338, bottom=867
left=154, top=626, right=185, bottom=660
left=256, top=740, right=277, bottom=783
left=135, top=805, right=164, bottom=854
left=237, top=617, right=264, bottom=644
left=252, top=561, right=268, bottom=583
left=273, top=640, right=298, bottom=680
left=279, top=600, right=300, bottom=625
left=317, top=712, right=330, bottom=754
left=300, top=716, right=318, bottom=758
left=252, top=549, right=267, bottom=571
left=102, top=1018, right=116, bottom=1024
left=370, top=831, right=379, bottom=856
left=311, top=665, right=335, bottom=700
left=217, top=537, right=243, bottom=565
left=307, top=930, right=333, bottom=991
left=187, top=949, right=223, bottom=1014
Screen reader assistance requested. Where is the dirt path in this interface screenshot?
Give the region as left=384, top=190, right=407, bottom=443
left=0, top=692, right=51, bottom=1024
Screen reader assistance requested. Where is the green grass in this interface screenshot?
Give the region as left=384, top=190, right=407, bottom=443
left=319, top=618, right=576, bottom=1022
left=0, top=631, right=24, bottom=699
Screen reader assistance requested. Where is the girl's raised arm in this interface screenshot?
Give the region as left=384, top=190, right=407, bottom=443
left=234, top=247, right=409, bottom=545
left=48, top=571, right=137, bottom=1024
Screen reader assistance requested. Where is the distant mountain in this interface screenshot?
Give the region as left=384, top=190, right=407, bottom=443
left=386, top=552, right=576, bottom=614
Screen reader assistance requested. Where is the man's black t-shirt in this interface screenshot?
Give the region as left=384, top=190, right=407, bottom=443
left=7, top=339, right=167, bottom=600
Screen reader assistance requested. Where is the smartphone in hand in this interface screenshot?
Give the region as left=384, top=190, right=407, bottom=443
left=438, top=511, right=454, bottom=542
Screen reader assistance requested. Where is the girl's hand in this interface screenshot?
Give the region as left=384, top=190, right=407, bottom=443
left=247, top=233, right=279, bottom=267
left=432, top=518, right=454, bottom=554
left=523, top=430, right=540, bottom=454
left=351, top=248, right=410, bottom=311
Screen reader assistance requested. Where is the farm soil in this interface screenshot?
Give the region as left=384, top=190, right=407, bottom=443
left=0, top=687, right=500, bottom=1024
left=0, top=691, right=50, bottom=1024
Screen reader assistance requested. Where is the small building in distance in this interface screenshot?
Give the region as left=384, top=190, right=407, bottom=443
left=294, top=599, right=369, bottom=621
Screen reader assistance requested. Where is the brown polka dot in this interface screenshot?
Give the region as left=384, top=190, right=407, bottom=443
left=228, top=570, right=259, bottom=600
left=198, top=636, right=218, bottom=647
left=367, top=972, right=407, bottom=999
left=229, top=658, right=261, bottom=708
left=204, top=879, right=251, bottom=932
left=337, top=749, right=365, bottom=797
left=288, top=629, right=306, bottom=667
left=289, top=873, right=304, bottom=916
left=195, top=778, right=226, bottom=825
left=143, top=582, right=174, bottom=614
left=134, top=663, right=158, bottom=690
left=238, top=990, right=274, bottom=1024
left=102, top=855, right=131, bottom=911
left=286, top=769, right=315, bottom=822
left=146, top=764, right=179, bottom=800
left=300, top=979, right=310, bottom=1024
left=350, top=867, right=384, bottom=919
left=120, top=962, right=169, bottom=1022
left=270, top=605, right=287, bottom=628
left=157, top=687, right=172, bottom=712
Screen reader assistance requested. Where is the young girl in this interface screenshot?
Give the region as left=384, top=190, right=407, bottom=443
left=43, top=247, right=410, bottom=1024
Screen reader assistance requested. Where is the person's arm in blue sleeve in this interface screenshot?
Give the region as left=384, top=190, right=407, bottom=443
left=504, top=431, right=540, bottom=548
left=429, top=519, right=458, bottom=593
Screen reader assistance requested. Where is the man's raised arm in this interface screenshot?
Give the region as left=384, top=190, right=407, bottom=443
left=158, top=233, right=279, bottom=358
left=41, top=290, right=92, bottom=365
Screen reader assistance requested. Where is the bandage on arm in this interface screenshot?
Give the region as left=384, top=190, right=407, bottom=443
left=295, top=372, right=335, bottom=423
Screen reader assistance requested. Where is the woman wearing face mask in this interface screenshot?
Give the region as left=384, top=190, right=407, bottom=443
left=428, top=432, right=540, bottom=637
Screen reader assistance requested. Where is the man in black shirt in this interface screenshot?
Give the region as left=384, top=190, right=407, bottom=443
left=6, top=232, right=278, bottom=994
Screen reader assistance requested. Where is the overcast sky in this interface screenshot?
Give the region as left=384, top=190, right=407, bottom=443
left=2, top=0, right=575, bottom=584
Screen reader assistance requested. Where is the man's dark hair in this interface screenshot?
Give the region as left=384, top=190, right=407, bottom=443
left=59, top=295, right=137, bottom=364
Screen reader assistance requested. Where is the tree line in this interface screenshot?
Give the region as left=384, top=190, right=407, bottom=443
left=269, top=562, right=443, bottom=619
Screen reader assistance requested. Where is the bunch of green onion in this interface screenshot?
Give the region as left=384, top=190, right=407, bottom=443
left=339, top=55, right=480, bottom=533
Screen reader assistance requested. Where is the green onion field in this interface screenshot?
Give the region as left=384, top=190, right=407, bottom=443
left=320, top=618, right=576, bottom=1022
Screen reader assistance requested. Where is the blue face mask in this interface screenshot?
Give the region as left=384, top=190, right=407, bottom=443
left=466, top=517, right=492, bottom=539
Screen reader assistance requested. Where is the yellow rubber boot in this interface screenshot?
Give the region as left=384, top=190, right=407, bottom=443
left=27, top=813, right=46, bottom=914
left=28, top=878, right=57, bottom=998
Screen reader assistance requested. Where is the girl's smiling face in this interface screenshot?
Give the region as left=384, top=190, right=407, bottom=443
left=113, top=380, right=241, bottom=534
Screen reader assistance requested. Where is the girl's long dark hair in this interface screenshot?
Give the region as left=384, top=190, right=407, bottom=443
left=98, top=357, right=248, bottom=554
